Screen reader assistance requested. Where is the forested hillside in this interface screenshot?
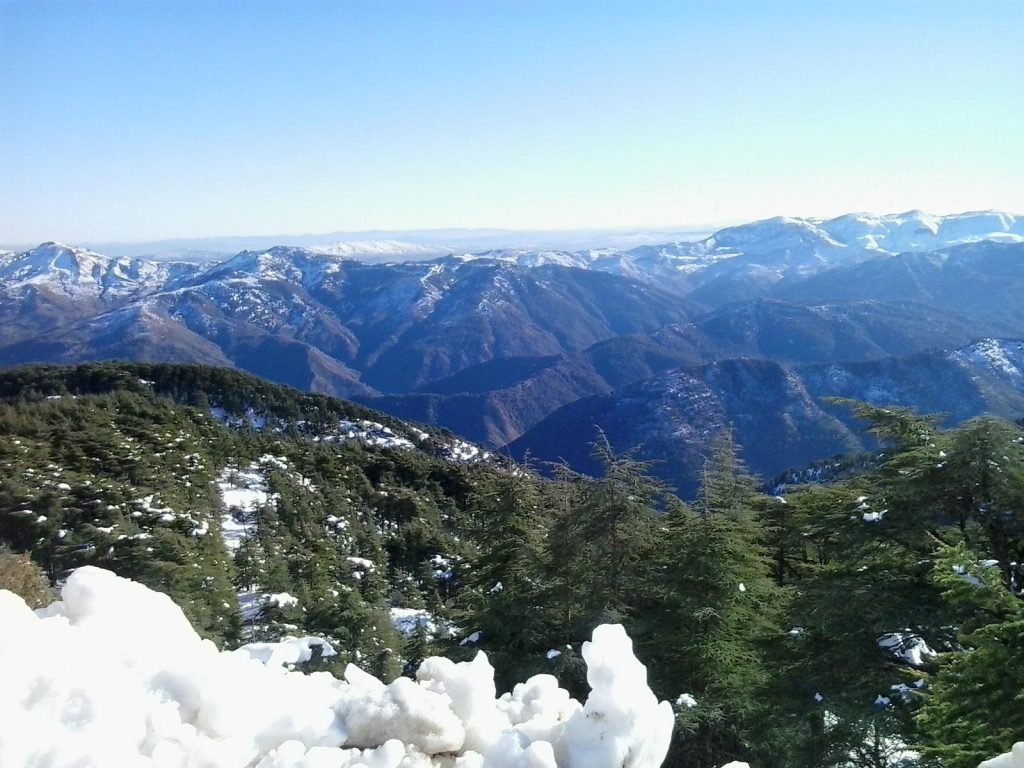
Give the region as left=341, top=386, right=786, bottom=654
left=2, top=363, right=1024, bottom=767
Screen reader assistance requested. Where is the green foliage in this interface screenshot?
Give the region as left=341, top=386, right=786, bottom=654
left=6, top=363, right=1024, bottom=767
left=538, top=433, right=665, bottom=695
left=641, top=434, right=788, bottom=768
left=455, top=463, right=555, bottom=691
left=916, top=615, right=1024, bottom=768
left=914, top=542, right=1024, bottom=767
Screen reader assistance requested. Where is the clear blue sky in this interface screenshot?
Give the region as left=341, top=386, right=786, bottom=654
left=1, top=0, right=1022, bottom=244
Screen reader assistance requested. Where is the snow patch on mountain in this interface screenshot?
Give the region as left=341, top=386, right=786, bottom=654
left=814, top=210, right=1023, bottom=254
left=311, top=240, right=453, bottom=262
left=412, top=263, right=456, bottom=319
left=952, top=339, right=1024, bottom=380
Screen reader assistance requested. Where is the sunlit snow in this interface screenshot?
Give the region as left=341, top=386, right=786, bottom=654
left=0, top=567, right=674, bottom=768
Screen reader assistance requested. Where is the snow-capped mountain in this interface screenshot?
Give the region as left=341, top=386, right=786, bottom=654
left=608, top=210, right=1023, bottom=294
left=9, top=210, right=1013, bottom=300
left=194, top=246, right=350, bottom=289
left=0, top=242, right=200, bottom=299
left=309, top=239, right=453, bottom=262
left=814, top=210, right=1023, bottom=253
left=0, top=243, right=693, bottom=398
left=453, top=248, right=593, bottom=269
left=442, top=211, right=1023, bottom=299
left=679, top=209, right=1022, bottom=262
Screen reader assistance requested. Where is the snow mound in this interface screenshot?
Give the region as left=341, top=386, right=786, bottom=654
left=983, top=743, right=1024, bottom=768
left=0, top=567, right=673, bottom=768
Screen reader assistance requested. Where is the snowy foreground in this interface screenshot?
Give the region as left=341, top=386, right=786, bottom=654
left=0, top=567, right=673, bottom=768
left=982, top=744, right=1024, bottom=768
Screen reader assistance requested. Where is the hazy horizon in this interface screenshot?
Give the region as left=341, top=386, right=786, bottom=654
left=2, top=1, right=1022, bottom=243
left=5, top=207, right=1024, bottom=258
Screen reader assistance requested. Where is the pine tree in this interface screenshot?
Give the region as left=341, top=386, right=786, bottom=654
left=456, top=464, right=552, bottom=691
left=642, top=433, right=787, bottom=768
left=916, top=542, right=1024, bottom=768
left=573, top=431, right=663, bottom=626
left=775, top=405, right=1024, bottom=767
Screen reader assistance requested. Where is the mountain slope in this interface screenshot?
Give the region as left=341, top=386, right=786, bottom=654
left=355, top=261, right=695, bottom=391
left=2, top=212, right=1022, bottom=455
left=363, top=298, right=1001, bottom=448
left=691, top=299, right=1003, bottom=363
left=509, top=340, right=1024, bottom=496
left=0, top=361, right=525, bottom=689
left=775, top=241, right=1024, bottom=325
left=506, top=358, right=861, bottom=497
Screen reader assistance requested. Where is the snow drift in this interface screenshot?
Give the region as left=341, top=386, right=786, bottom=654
left=0, top=567, right=673, bottom=767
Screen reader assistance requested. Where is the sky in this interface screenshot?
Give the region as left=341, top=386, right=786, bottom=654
left=1, top=0, right=1022, bottom=244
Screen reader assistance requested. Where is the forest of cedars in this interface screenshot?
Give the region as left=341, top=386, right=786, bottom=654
left=1, top=362, right=1023, bottom=768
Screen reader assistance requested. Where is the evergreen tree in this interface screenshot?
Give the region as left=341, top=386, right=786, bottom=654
left=539, top=432, right=664, bottom=697
left=642, top=433, right=787, bottom=768
left=915, top=542, right=1024, bottom=768
left=572, top=430, right=662, bottom=626
left=456, top=464, right=552, bottom=691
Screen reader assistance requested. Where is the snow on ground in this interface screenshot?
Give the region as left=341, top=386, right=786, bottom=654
left=314, top=419, right=417, bottom=451
left=235, top=636, right=335, bottom=669
left=443, top=439, right=491, bottom=462
left=217, top=458, right=284, bottom=552
left=211, top=404, right=496, bottom=468
left=210, top=406, right=268, bottom=430
left=389, top=607, right=453, bottom=641
left=239, top=591, right=301, bottom=623
left=0, top=567, right=673, bottom=768
left=877, top=631, right=936, bottom=667
left=955, top=339, right=1024, bottom=380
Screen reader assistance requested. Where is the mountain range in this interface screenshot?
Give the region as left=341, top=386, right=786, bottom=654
left=3, top=210, right=1023, bottom=493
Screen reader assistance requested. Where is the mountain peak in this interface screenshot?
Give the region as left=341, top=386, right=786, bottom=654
left=6, top=242, right=111, bottom=286
left=0, top=242, right=196, bottom=300
left=206, top=246, right=344, bottom=287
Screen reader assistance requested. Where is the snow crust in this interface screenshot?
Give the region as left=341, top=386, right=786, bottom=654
left=0, top=567, right=674, bottom=768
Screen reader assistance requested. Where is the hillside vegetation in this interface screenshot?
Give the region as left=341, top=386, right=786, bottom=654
left=2, top=363, right=1024, bottom=767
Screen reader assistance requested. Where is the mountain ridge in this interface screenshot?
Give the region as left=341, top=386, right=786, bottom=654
left=5, top=210, right=1024, bottom=492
